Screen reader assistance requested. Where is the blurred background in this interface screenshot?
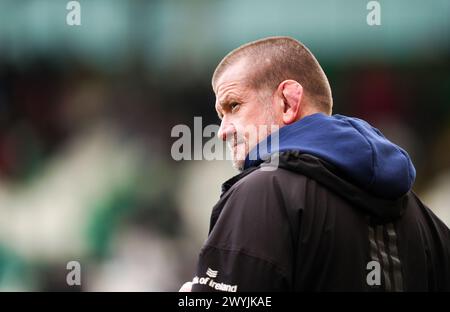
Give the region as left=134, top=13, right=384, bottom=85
left=0, top=0, right=449, bottom=291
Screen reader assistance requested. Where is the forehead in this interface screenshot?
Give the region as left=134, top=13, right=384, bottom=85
left=214, top=59, right=252, bottom=101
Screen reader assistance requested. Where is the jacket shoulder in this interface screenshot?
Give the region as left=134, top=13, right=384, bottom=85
left=231, top=166, right=308, bottom=194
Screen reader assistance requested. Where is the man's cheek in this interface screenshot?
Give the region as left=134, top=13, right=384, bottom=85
left=236, top=142, right=248, bottom=161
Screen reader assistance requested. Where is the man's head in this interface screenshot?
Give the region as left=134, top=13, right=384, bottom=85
left=212, top=36, right=333, bottom=170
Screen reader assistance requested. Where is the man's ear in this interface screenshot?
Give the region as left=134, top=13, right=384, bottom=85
left=277, top=80, right=304, bottom=125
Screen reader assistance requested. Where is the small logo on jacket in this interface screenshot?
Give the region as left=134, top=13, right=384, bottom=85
left=192, top=267, right=238, bottom=292
left=206, top=268, right=218, bottom=278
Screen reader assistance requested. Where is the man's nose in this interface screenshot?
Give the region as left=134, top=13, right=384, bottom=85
left=218, top=119, right=236, bottom=141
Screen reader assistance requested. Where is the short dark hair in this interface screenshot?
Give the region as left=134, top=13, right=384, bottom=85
left=212, top=36, right=333, bottom=114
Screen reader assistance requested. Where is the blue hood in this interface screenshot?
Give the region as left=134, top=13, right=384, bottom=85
left=244, top=113, right=416, bottom=199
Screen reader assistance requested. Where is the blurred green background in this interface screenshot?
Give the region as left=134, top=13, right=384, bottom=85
left=0, top=0, right=449, bottom=291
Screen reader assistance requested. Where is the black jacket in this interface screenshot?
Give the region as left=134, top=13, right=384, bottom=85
left=191, top=114, right=450, bottom=292
left=191, top=152, right=450, bottom=292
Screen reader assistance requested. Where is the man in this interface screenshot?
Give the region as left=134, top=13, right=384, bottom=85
left=180, top=36, right=450, bottom=291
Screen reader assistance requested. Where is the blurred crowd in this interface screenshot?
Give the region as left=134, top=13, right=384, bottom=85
left=1, top=53, right=448, bottom=291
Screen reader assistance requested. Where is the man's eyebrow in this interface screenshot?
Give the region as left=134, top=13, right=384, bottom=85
left=216, top=93, right=242, bottom=119
left=218, top=94, right=240, bottom=108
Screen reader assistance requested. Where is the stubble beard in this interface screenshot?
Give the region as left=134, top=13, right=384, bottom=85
left=229, top=106, right=277, bottom=172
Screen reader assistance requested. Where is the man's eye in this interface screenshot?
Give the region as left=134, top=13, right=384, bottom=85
left=230, top=103, right=240, bottom=111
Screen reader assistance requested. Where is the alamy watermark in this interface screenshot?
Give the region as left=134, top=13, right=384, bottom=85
left=367, top=1, right=381, bottom=26
left=65, top=1, right=381, bottom=28
left=66, top=1, right=81, bottom=26
left=64, top=1, right=381, bottom=29
left=66, top=260, right=81, bottom=286
left=366, top=260, right=381, bottom=286
left=170, top=117, right=280, bottom=171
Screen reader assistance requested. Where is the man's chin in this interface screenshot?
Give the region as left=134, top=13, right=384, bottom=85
left=231, top=158, right=245, bottom=172
left=229, top=144, right=248, bottom=171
